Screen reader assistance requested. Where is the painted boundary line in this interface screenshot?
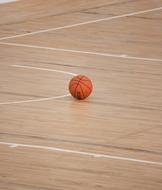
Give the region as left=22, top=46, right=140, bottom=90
left=0, top=94, right=70, bottom=105
left=0, top=6, right=162, bottom=41
left=0, top=0, right=18, bottom=4
left=0, top=141, right=162, bottom=166
left=0, top=41, right=162, bottom=62
left=0, top=65, right=76, bottom=105
left=12, top=64, right=77, bottom=76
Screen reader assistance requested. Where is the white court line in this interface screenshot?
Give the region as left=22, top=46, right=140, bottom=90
left=0, top=94, right=70, bottom=105
left=0, top=41, right=162, bottom=62
left=0, top=0, right=18, bottom=4
left=0, top=65, right=76, bottom=105
left=0, top=6, right=162, bottom=41
left=0, top=141, right=162, bottom=166
left=12, top=64, right=77, bottom=76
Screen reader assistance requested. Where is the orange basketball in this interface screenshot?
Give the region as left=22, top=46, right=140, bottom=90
left=69, top=75, right=93, bottom=100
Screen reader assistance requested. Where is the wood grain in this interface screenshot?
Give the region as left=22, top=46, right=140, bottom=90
left=0, top=0, right=162, bottom=189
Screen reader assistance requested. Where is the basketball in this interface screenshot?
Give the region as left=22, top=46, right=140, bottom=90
left=69, top=75, right=93, bottom=100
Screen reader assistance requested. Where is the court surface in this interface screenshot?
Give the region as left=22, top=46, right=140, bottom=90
left=0, top=0, right=162, bottom=189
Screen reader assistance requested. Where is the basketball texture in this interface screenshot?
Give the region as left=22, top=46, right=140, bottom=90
left=69, top=75, right=93, bottom=100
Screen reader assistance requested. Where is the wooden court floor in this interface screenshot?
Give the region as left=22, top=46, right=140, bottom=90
left=0, top=0, right=162, bottom=189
